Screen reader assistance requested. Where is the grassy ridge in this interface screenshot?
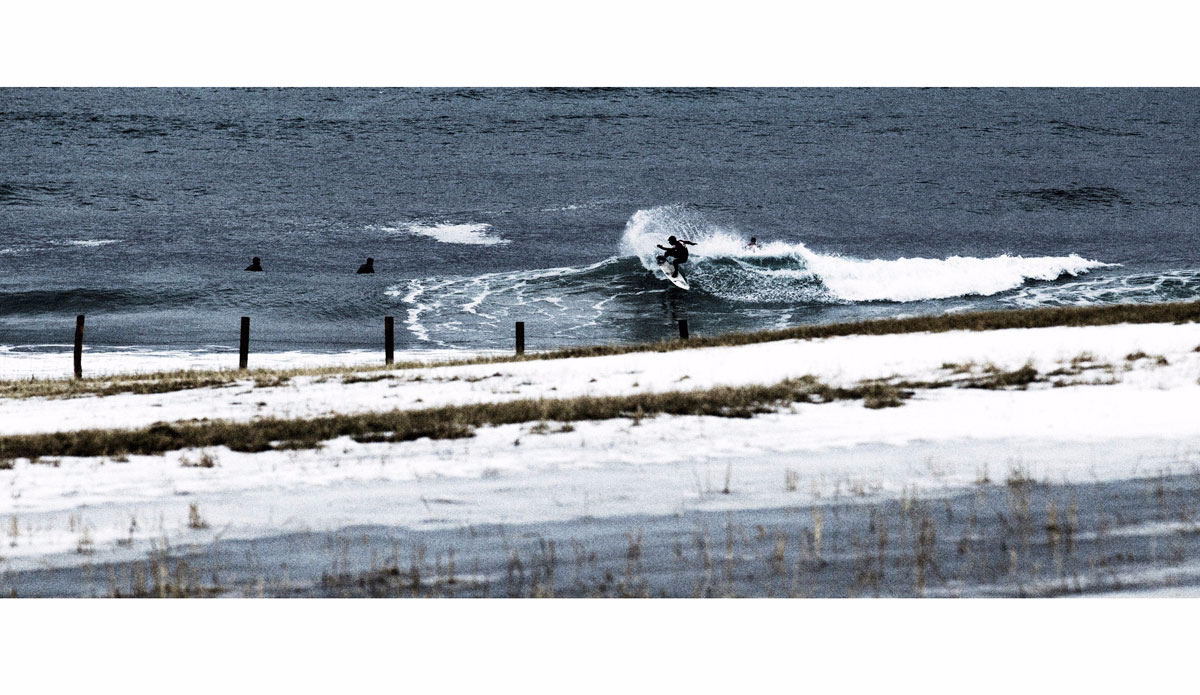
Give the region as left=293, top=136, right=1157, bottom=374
left=0, top=377, right=913, bottom=460
left=3, top=300, right=1199, bottom=401
left=0, top=360, right=1081, bottom=461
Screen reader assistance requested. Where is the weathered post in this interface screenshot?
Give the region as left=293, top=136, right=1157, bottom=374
left=678, top=319, right=689, bottom=340
left=73, top=315, right=85, bottom=379
left=239, top=316, right=250, bottom=370
left=515, top=321, right=525, bottom=355
left=384, top=316, right=395, bottom=366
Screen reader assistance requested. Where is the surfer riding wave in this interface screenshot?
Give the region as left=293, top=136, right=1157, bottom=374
left=656, top=235, right=697, bottom=278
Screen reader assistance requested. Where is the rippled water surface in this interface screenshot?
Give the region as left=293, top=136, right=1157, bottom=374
left=1, top=88, right=1197, bottom=354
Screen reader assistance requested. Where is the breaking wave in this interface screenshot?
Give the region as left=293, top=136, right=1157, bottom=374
left=390, top=206, right=1124, bottom=347
left=619, top=205, right=1114, bottom=303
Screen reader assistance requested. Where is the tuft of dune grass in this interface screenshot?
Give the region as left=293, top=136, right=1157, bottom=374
left=962, top=362, right=1040, bottom=390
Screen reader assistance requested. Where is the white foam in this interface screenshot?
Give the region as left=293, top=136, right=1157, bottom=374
left=618, top=205, right=1113, bottom=303
left=0, top=239, right=118, bottom=255
left=387, top=258, right=624, bottom=343
left=805, top=252, right=1113, bottom=302
left=540, top=203, right=592, bottom=212
left=387, top=221, right=508, bottom=246
left=1008, top=269, right=1200, bottom=308
left=392, top=278, right=458, bottom=343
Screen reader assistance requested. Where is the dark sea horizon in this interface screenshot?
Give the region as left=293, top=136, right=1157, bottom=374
left=1, top=88, right=1198, bottom=363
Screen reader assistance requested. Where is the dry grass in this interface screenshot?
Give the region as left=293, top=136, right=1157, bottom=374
left=179, top=451, right=217, bottom=468
left=0, top=375, right=914, bottom=460
left=0, top=372, right=236, bottom=401
left=861, top=382, right=908, bottom=408
left=8, top=467, right=1197, bottom=598
left=187, top=503, right=209, bottom=530
left=106, top=539, right=225, bottom=598
left=341, top=373, right=394, bottom=385
left=0, top=336, right=1165, bottom=464
left=1125, top=351, right=1170, bottom=366
left=4, top=300, right=1197, bottom=401
left=962, top=362, right=1040, bottom=390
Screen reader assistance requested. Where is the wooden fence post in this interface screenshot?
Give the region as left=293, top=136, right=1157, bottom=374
left=515, top=321, right=525, bottom=355
left=74, top=315, right=85, bottom=379
left=678, top=319, right=689, bottom=340
left=385, top=316, right=395, bottom=365
left=239, top=316, right=250, bottom=370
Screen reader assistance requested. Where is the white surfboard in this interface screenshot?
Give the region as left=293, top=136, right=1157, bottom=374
left=656, top=257, right=690, bottom=289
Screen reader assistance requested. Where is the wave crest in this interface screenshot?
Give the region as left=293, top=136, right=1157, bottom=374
left=619, top=205, right=1113, bottom=303
left=807, top=252, right=1111, bottom=302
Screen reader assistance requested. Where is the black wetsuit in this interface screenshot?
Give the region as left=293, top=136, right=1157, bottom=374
left=656, top=240, right=696, bottom=276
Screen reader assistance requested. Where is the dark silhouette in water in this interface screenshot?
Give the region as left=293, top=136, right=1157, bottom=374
left=245, top=257, right=263, bottom=272
left=747, top=236, right=761, bottom=250
left=656, top=235, right=697, bottom=277
left=357, top=258, right=375, bottom=274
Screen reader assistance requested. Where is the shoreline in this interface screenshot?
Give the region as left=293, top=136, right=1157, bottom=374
left=0, top=346, right=512, bottom=381
left=2, top=302, right=1199, bottom=597
left=3, top=299, right=1198, bottom=387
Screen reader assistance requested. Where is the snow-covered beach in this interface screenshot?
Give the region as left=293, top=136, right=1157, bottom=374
left=3, top=318, right=1200, bottom=597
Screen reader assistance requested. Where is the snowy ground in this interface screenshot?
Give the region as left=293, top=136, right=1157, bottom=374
left=2, top=322, right=1200, bottom=596
left=0, top=346, right=507, bottom=380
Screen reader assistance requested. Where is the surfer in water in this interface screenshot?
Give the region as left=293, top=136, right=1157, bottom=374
left=747, top=237, right=761, bottom=251
left=245, top=256, right=263, bottom=271
left=356, top=257, right=375, bottom=274
left=656, top=236, right=697, bottom=278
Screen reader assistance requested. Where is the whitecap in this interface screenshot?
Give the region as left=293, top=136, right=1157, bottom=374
left=805, top=252, right=1114, bottom=302
left=386, top=221, right=508, bottom=246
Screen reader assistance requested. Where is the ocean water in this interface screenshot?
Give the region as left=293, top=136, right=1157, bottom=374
left=1, top=88, right=1198, bottom=362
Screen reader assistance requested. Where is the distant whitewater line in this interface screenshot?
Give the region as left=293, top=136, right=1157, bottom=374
left=376, top=221, right=509, bottom=246
left=0, top=239, right=118, bottom=255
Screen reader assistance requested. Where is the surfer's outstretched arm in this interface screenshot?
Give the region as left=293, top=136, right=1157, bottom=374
left=681, top=240, right=697, bottom=246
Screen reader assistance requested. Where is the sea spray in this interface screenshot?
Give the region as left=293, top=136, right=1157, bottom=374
left=619, top=205, right=1113, bottom=303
